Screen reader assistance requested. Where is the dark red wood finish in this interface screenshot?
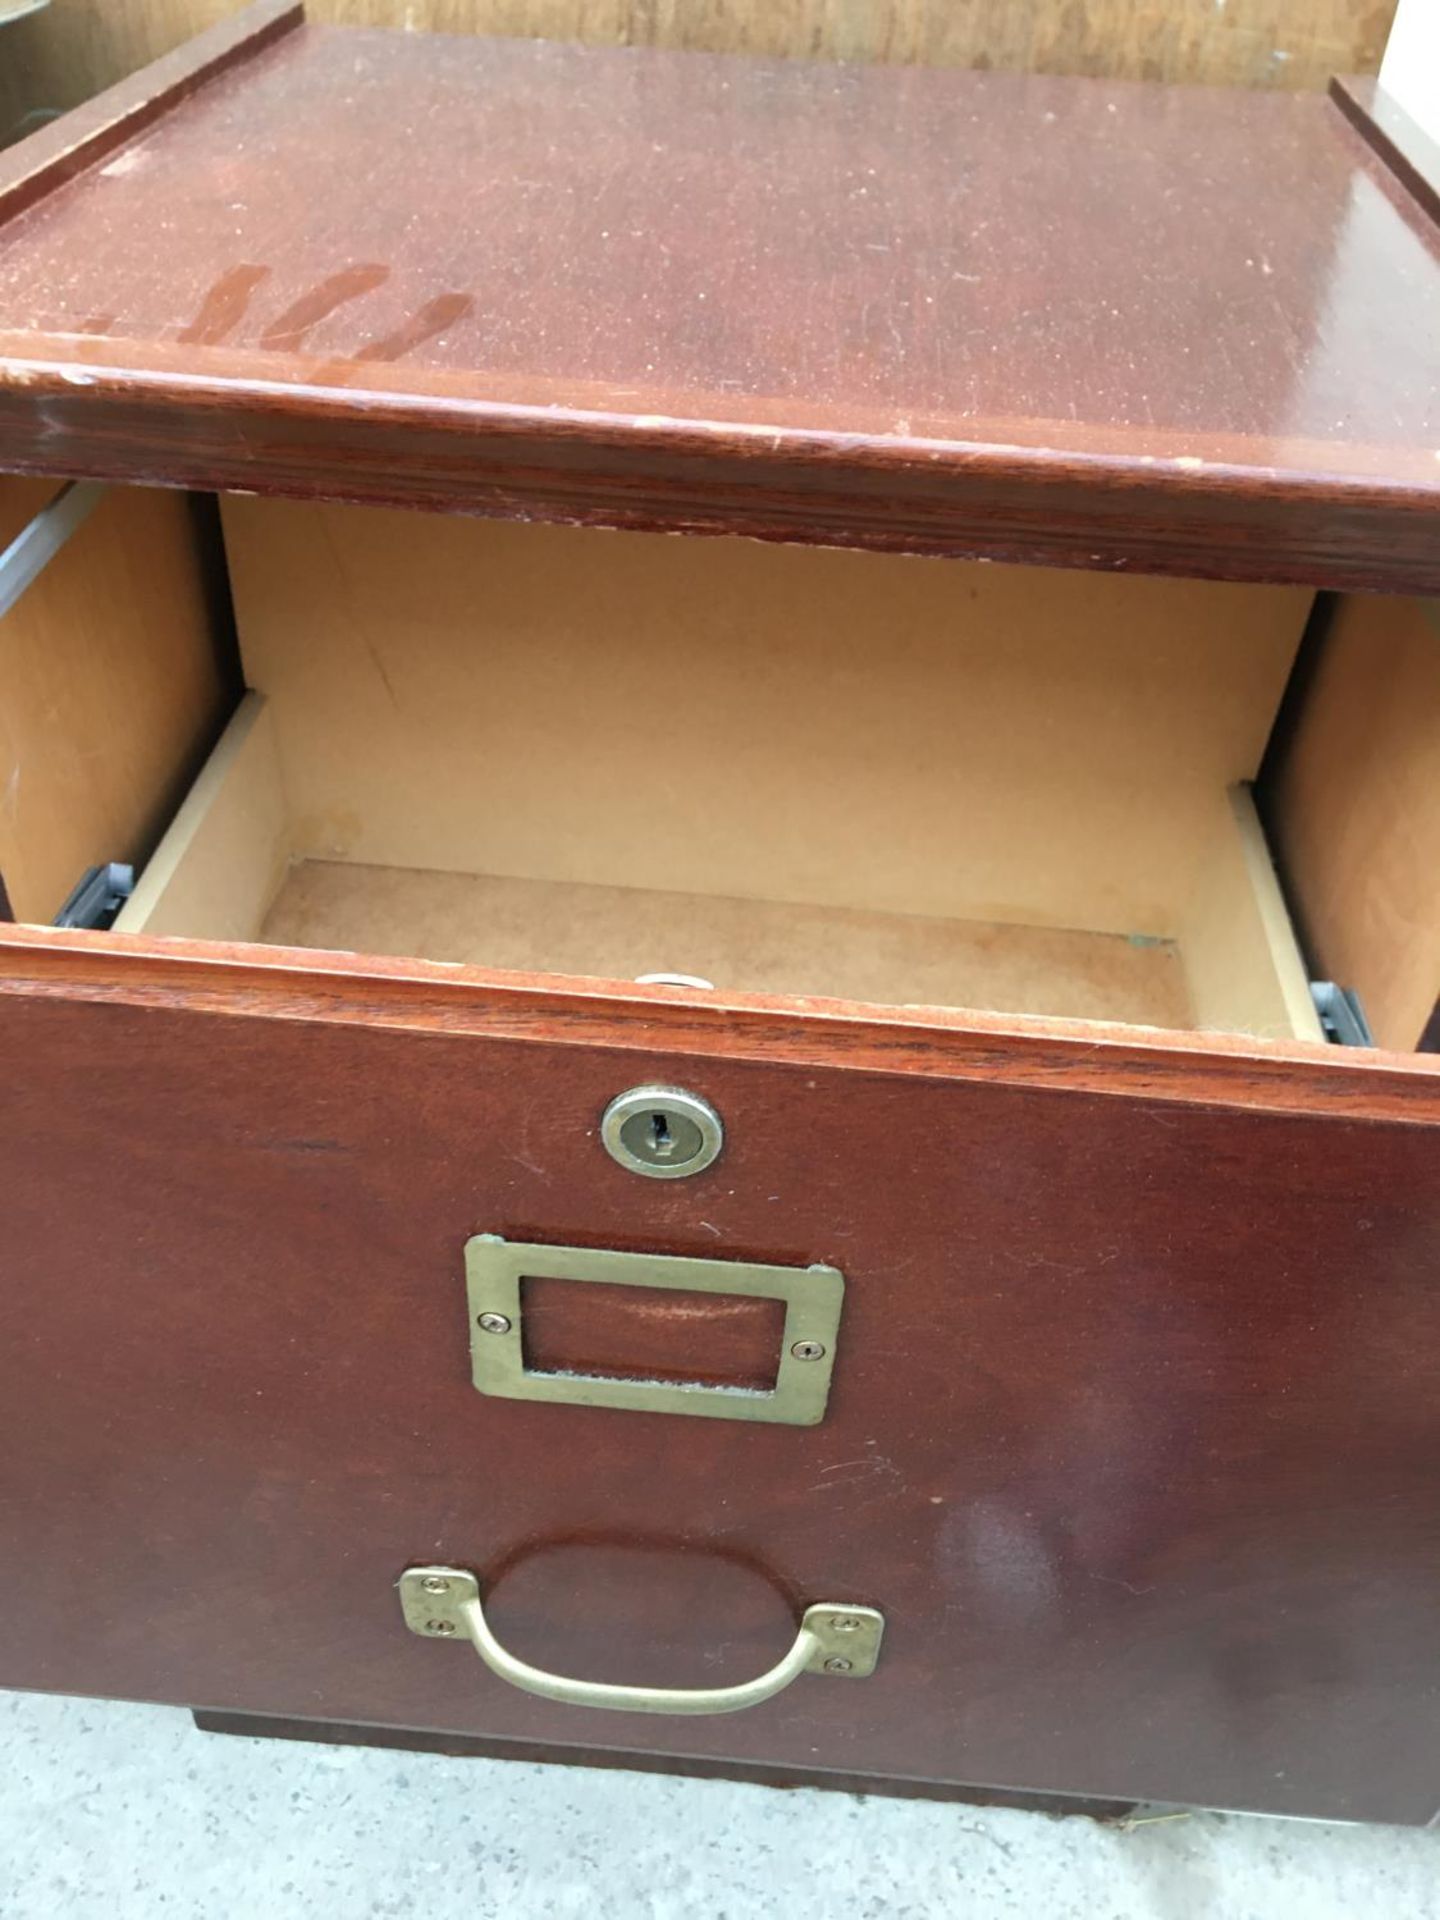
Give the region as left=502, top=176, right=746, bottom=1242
left=0, top=11, right=1436, bottom=587
left=190, top=1711, right=1140, bottom=1818
left=3, top=926, right=1440, bottom=1822
left=1331, top=75, right=1440, bottom=229
left=0, top=1, right=303, bottom=225
left=3, top=924, right=1439, bottom=1121
left=521, top=1276, right=788, bottom=1393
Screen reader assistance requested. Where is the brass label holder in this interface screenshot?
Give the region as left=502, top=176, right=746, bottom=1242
left=465, top=1234, right=844, bottom=1426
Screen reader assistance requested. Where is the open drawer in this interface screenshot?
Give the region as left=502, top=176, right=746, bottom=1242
left=4, top=486, right=1440, bottom=1825
left=112, top=499, right=1327, bottom=1045
left=3, top=3, right=1440, bottom=1831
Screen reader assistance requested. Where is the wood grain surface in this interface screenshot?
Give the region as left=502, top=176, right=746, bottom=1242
left=1261, top=593, right=1440, bottom=1051
left=2, top=922, right=1439, bottom=1821
left=0, top=17, right=1435, bottom=587
left=1331, top=73, right=1440, bottom=226
left=1, top=923, right=1437, bottom=1136
left=189, top=1710, right=1140, bottom=1813
left=218, top=499, right=1307, bottom=941
left=0, top=0, right=301, bottom=221
left=0, top=0, right=1401, bottom=143
left=520, top=1275, right=788, bottom=1394
left=0, top=479, right=234, bottom=922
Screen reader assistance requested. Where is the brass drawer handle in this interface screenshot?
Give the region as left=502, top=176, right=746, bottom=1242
left=399, top=1565, right=884, bottom=1717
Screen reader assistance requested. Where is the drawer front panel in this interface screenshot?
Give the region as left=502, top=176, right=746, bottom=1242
left=3, top=947, right=1440, bottom=1821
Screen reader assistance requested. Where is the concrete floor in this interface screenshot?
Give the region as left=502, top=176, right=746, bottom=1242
left=4, top=1691, right=1440, bottom=1917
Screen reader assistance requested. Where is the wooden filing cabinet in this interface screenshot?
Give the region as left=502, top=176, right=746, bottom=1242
left=1, top=0, right=1439, bottom=1824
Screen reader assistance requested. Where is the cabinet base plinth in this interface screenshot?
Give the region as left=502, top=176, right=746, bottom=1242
left=189, top=1710, right=1139, bottom=1819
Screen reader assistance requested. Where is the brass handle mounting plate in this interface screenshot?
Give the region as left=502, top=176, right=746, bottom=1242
left=399, top=1565, right=884, bottom=1715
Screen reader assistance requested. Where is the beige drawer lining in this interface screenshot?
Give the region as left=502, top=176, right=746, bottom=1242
left=218, top=499, right=1312, bottom=946
left=117, top=693, right=1322, bottom=1042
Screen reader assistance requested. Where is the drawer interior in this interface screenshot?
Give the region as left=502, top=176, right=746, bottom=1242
left=109, top=496, right=1326, bottom=1042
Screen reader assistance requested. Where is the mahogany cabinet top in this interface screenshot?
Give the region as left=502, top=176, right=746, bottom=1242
left=0, top=0, right=1437, bottom=588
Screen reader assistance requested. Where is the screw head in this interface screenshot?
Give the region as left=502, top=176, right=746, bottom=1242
left=830, top=1615, right=863, bottom=1634
left=426, top=1619, right=457, bottom=1635
left=477, top=1312, right=512, bottom=1335
left=790, top=1339, right=827, bottom=1362
left=822, top=1656, right=853, bottom=1674
left=421, top=1575, right=451, bottom=1595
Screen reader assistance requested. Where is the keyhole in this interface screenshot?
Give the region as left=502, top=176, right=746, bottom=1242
left=602, top=1087, right=723, bottom=1179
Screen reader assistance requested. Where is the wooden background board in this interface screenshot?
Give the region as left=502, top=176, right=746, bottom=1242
left=0, top=0, right=1401, bottom=141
